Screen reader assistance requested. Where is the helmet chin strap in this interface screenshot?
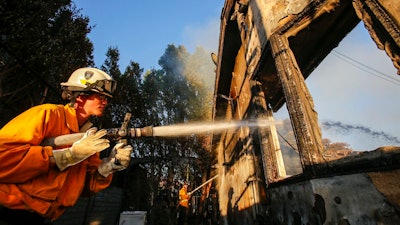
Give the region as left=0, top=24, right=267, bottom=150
left=62, top=88, right=83, bottom=107
left=70, top=92, right=81, bottom=106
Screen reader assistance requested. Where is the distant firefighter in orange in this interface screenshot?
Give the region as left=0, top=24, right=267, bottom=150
left=177, top=182, right=191, bottom=225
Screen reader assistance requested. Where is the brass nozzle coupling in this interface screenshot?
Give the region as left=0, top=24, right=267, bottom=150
left=130, top=126, right=153, bottom=137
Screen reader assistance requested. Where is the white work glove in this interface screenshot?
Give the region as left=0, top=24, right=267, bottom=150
left=98, top=142, right=133, bottom=177
left=53, top=128, right=110, bottom=171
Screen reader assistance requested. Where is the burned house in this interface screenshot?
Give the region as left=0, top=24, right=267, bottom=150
left=212, top=0, right=400, bottom=224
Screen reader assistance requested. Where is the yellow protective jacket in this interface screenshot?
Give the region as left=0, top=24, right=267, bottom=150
left=0, top=104, right=112, bottom=221
left=179, top=188, right=189, bottom=208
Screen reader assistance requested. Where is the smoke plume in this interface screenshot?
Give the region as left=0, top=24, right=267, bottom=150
left=322, top=121, right=400, bottom=144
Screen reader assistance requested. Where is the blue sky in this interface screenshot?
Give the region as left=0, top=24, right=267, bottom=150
left=74, top=1, right=400, bottom=151
left=74, top=0, right=224, bottom=70
left=303, top=24, right=400, bottom=150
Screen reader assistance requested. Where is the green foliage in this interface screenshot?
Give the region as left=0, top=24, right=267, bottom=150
left=152, top=44, right=215, bottom=184
left=103, top=44, right=216, bottom=210
left=0, top=0, right=94, bottom=126
left=158, top=45, right=214, bottom=123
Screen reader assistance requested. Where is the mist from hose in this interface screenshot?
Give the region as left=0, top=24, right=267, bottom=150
left=151, top=119, right=282, bottom=137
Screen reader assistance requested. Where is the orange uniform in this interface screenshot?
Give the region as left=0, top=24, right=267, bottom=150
left=0, top=104, right=112, bottom=221
left=179, top=186, right=190, bottom=208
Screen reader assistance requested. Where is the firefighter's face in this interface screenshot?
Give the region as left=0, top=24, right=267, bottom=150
left=77, top=93, right=108, bottom=117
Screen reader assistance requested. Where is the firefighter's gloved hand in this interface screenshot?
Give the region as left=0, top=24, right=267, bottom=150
left=53, top=128, right=110, bottom=171
left=98, top=142, right=133, bottom=177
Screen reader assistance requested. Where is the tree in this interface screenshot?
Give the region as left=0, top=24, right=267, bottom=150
left=184, top=47, right=215, bottom=121
left=155, top=44, right=215, bottom=195
left=95, top=44, right=216, bottom=214
left=0, top=0, right=94, bottom=126
left=322, top=138, right=352, bottom=151
left=98, top=47, right=123, bottom=128
left=158, top=44, right=191, bottom=124
left=100, top=47, right=146, bottom=128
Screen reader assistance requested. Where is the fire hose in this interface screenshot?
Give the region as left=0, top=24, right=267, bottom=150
left=41, top=126, right=154, bottom=147
left=41, top=113, right=153, bottom=147
left=188, top=175, right=219, bottom=195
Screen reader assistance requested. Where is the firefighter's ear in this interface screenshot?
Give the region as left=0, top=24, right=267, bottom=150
left=62, top=90, right=70, bottom=100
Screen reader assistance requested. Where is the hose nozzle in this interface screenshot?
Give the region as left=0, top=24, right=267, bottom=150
left=130, top=126, right=153, bottom=137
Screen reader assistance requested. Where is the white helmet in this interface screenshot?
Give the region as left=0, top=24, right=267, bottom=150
left=61, top=67, right=116, bottom=100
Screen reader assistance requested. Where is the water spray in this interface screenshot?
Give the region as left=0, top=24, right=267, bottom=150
left=151, top=119, right=281, bottom=137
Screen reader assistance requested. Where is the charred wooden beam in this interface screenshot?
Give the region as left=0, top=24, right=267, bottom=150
left=250, top=80, right=286, bottom=184
left=269, top=33, right=326, bottom=177
left=353, top=0, right=400, bottom=74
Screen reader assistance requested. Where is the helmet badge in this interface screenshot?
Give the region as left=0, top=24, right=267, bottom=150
left=84, top=71, right=94, bottom=80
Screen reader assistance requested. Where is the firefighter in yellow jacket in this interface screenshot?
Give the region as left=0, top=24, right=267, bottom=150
left=0, top=68, right=133, bottom=225
left=177, top=182, right=191, bottom=225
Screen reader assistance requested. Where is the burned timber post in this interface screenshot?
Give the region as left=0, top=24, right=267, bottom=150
left=212, top=0, right=400, bottom=225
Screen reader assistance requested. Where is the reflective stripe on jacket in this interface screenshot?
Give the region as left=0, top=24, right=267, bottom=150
left=0, top=104, right=112, bottom=221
